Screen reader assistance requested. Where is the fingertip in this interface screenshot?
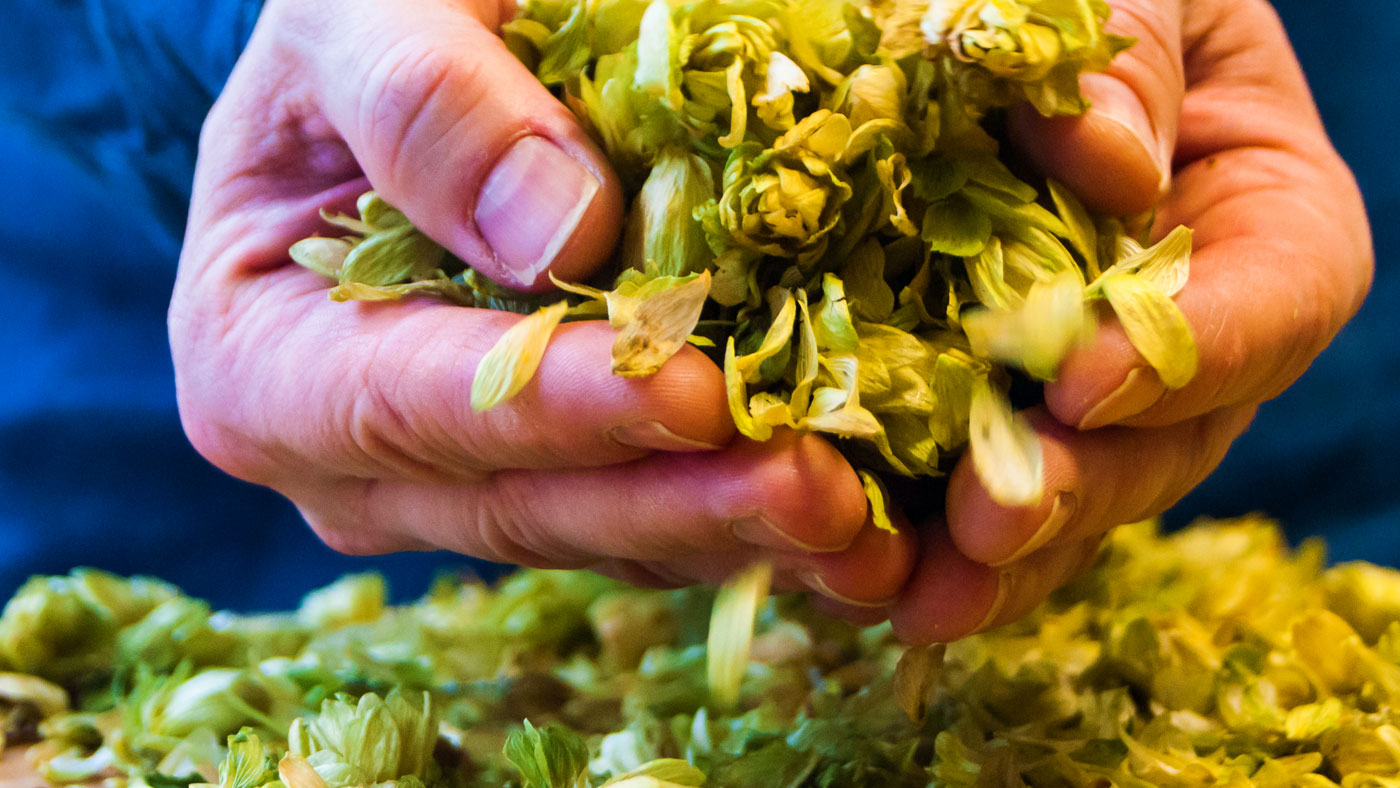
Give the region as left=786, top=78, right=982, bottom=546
left=810, top=595, right=889, bottom=628
left=632, top=342, right=735, bottom=447
left=803, top=509, right=919, bottom=607
left=947, top=411, right=1085, bottom=566
left=946, top=459, right=1050, bottom=566
left=1043, top=321, right=1145, bottom=428
left=1009, top=94, right=1163, bottom=216
left=726, top=431, right=868, bottom=553
left=889, top=529, right=1001, bottom=646
left=528, top=323, right=732, bottom=452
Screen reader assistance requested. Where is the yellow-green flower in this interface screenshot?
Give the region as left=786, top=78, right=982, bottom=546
left=923, top=0, right=1061, bottom=82
left=920, top=0, right=1127, bottom=115
left=716, top=110, right=853, bottom=263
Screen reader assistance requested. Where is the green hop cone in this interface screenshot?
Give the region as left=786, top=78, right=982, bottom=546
left=713, top=110, right=854, bottom=264
left=289, top=690, right=439, bottom=788
left=0, top=576, right=116, bottom=681
left=924, top=0, right=1062, bottom=81
left=921, top=0, right=1129, bottom=115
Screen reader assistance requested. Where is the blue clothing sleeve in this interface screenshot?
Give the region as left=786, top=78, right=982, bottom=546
left=0, top=0, right=487, bottom=610
left=0, top=0, right=263, bottom=256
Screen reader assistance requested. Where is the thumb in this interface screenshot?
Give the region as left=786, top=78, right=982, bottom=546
left=302, top=0, right=623, bottom=290
left=1009, top=0, right=1184, bottom=215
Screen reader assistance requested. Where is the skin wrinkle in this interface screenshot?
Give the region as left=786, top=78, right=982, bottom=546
left=463, top=472, right=598, bottom=568
left=1141, top=405, right=1253, bottom=518
left=349, top=333, right=455, bottom=482
left=358, top=41, right=467, bottom=182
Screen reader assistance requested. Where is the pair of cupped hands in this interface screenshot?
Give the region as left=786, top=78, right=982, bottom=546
left=171, top=0, right=1371, bottom=642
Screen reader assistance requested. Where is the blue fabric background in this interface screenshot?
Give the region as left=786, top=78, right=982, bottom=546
left=0, top=0, right=1394, bottom=609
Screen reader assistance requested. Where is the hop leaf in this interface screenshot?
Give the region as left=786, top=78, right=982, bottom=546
left=969, top=377, right=1043, bottom=507
left=471, top=300, right=570, bottom=411
left=707, top=562, right=772, bottom=709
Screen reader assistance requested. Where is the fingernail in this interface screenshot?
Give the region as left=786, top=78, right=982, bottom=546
left=476, top=136, right=600, bottom=288
left=1092, top=83, right=1171, bottom=194
left=1076, top=367, right=1166, bottom=430
left=800, top=572, right=892, bottom=608
left=729, top=514, right=834, bottom=553
left=972, top=571, right=1013, bottom=635
left=989, top=491, right=1078, bottom=567
left=608, top=421, right=725, bottom=452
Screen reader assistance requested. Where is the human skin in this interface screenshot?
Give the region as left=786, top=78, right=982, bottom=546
left=170, top=0, right=1370, bottom=636
left=169, top=0, right=916, bottom=607
left=884, top=0, right=1373, bottom=642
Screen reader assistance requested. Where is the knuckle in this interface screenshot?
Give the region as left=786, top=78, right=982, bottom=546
left=300, top=482, right=410, bottom=557
left=177, top=398, right=264, bottom=483
left=357, top=37, right=488, bottom=183
left=346, top=335, right=439, bottom=476
left=469, top=479, right=588, bottom=568
left=171, top=307, right=277, bottom=486
left=303, top=512, right=388, bottom=557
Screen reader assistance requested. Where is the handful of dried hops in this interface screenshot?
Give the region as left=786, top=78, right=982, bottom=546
left=290, top=0, right=1197, bottom=515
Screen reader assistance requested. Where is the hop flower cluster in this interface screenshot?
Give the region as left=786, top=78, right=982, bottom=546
left=291, top=0, right=1194, bottom=512
left=11, top=518, right=1400, bottom=788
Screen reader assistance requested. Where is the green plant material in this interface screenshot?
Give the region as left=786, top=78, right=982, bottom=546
left=284, top=0, right=1195, bottom=537
left=622, top=148, right=716, bottom=277
left=0, top=672, right=69, bottom=719
left=503, top=719, right=591, bottom=788
left=858, top=470, right=897, bottom=534
left=13, top=517, right=1400, bottom=788
left=298, top=573, right=386, bottom=631
left=707, top=562, right=772, bottom=710
left=610, top=270, right=713, bottom=377
left=1096, top=271, right=1197, bottom=389
left=289, top=691, right=439, bottom=787
left=599, top=759, right=706, bottom=787
left=963, top=270, right=1093, bottom=380
left=220, top=729, right=280, bottom=788
left=919, top=0, right=1133, bottom=116
left=715, top=111, right=854, bottom=264
left=131, top=667, right=276, bottom=741
left=968, top=376, right=1042, bottom=506
left=892, top=643, right=944, bottom=723
left=471, top=301, right=570, bottom=412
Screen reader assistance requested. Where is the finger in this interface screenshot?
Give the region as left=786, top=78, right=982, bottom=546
left=810, top=596, right=889, bottom=628
left=175, top=271, right=733, bottom=486
left=295, top=430, right=869, bottom=564
left=289, top=0, right=623, bottom=290
left=1008, top=0, right=1184, bottom=214
left=887, top=527, right=999, bottom=645
left=973, top=536, right=1104, bottom=631
left=890, top=528, right=1098, bottom=645
left=799, top=508, right=918, bottom=607
left=606, top=506, right=916, bottom=606
left=1046, top=0, right=1371, bottom=430
left=946, top=404, right=1255, bottom=567
left=628, top=506, right=916, bottom=606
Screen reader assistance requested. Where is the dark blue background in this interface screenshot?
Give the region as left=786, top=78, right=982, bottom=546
left=0, top=0, right=1394, bottom=609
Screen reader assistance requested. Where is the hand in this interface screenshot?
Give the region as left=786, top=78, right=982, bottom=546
left=888, top=0, right=1374, bottom=643
left=169, top=0, right=916, bottom=603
